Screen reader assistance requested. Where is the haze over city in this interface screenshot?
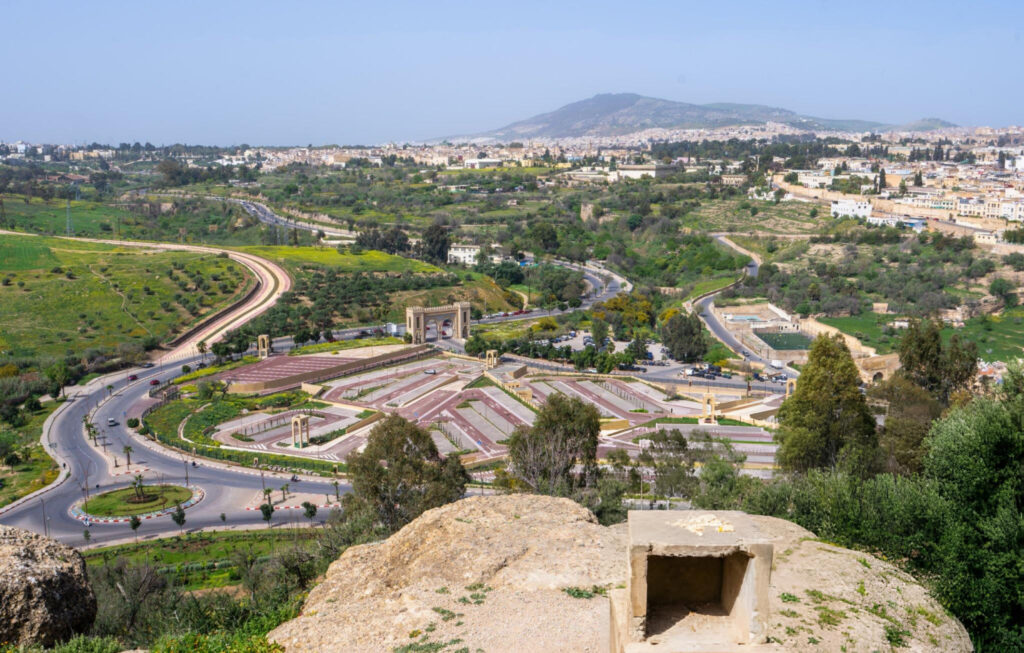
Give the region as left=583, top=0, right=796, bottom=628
left=2, top=0, right=1023, bottom=145
left=1, top=4, right=1023, bottom=652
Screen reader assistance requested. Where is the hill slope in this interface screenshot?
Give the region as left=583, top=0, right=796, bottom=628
left=462, top=93, right=954, bottom=140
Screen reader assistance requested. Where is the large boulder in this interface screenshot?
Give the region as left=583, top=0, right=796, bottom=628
left=269, top=496, right=972, bottom=652
left=0, top=525, right=97, bottom=647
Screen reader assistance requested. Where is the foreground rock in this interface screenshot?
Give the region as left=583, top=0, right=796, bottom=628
left=269, top=496, right=971, bottom=652
left=0, top=525, right=97, bottom=647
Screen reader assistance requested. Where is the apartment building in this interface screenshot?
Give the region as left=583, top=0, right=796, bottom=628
left=831, top=199, right=872, bottom=219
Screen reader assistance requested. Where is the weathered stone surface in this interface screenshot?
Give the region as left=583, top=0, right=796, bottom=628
left=269, top=496, right=972, bottom=652
left=0, top=525, right=97, bottom=647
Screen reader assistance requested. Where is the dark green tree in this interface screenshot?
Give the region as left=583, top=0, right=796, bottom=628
left=660, top=311, right=707, bottom=362
left=420, top=222, right=450, bottom=265
left=776, top=334, right=879, bottom=476
left=505, top=393, right=601, bottom=494
left=897, top=318, right=977, bottom=404
left=344, top=414, right=468, bottom=533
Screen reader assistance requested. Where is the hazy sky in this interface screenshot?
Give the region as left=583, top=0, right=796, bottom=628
left=2, top=0, right=1022, bottom=145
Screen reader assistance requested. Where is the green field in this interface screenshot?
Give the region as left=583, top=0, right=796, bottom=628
left=0, top=234, right=253, bottom=357
left=83, top=485, right=193, bottom=517
left=821, top=309, right=1024, bottom=362
left=679, top=197, right=824, bottom=234
left=685, top=275, right=741, bottom=300
left=0, top=400, right=59, bottom=509
left=238, top=245, right=440, bottom=274
left=755, top=330, right=813, bottom=351
left=83, top=529, right=320, bottom=590
left=818, top=313, right=894, bottom=353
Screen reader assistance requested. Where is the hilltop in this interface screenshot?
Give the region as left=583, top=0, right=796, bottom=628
left=269, top=495, right=970, bottom=652
left=455, top=93, right=956, bottom=141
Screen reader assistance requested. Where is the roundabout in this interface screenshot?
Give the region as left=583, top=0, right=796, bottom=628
left=71, top=484, right=205, bottom=524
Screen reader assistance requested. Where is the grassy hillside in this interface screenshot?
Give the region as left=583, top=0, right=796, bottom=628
left=238, top=245, right=440, bottom=275
left=0, top=234, right=254, bottom=357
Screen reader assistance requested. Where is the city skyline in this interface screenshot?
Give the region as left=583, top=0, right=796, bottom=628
left=2, top=0, right=1022, bottom=145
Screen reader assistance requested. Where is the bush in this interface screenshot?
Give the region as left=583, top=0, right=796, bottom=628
left=126, top=417, right=140, bottom=428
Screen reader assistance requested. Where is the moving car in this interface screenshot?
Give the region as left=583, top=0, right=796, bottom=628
left=127, top=374, right=138, bottom=381
left=149, top=379, right=161, bottom=386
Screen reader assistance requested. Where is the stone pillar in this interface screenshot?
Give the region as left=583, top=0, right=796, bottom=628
left=291, top=414, right=310, bottom=447
left=785, top=378, right=797, bottom=397
left=257, top=334, right=271, bottom=359
left=485, top=350, right=498, bottom=369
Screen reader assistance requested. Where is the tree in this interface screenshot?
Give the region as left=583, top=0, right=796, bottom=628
left=83, top=528, right=91, bottom=544
left=897, top=318, right=977, bottom=404
left=343, top=414, right=468, bottom=533
left=660, top=311, right=707, bottom=362
left=637, top=429, right=705, bottom=498
left=44, top=360, right=70, bottom=398
left=302, top=501, right=318, bottom=527
left=590, top=318, right=608, bottom=348
left=989, top=277, right=1017, bottom=307
left=260, top=502, right=275, bottom=529
left=869, top=375, right=943, bottom=475
left=913, top=171, right=924, bottom=186
left=877, top=168, right=887, bottom=192
left=776, top=334, right=879, bottom=476
left=626, top=334, right=648, bottom=362
left=123, top=445, right=133, bottom=469
left=420, top=222, right=450, bottom=265
left=196, top=340, right=207, bottom=362
left=171, top=503, right=186, bottom=535
left=923, top=372, right=1024, bottom=646
left=505, top=393, right=601, bottom=494
left=129, top=515, right=141, bottom=542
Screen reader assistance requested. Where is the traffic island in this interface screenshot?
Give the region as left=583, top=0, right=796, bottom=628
left=70, top=484, right=205, bottom=524
left=610, top=510, right=773, bottom=652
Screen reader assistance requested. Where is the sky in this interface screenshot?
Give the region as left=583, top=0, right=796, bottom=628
left=2, top=0, right=1022, bottom=146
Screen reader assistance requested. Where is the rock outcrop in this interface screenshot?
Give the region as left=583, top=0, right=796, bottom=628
left=269, top=496, right=972, bottom=652
left=0, top=525, right=97, bottom=648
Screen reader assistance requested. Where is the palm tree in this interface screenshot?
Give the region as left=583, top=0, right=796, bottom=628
left=123, top=445, right=133, bottom=469
left=280, top=484, right=288, bottom=503
left=263, top=487, right=273, bottom=505
left=132, top=474, right=146, bottom=501
left=106, top=384, right=114, bottom=398
left=129, top=515, right=141, bottom=542
left=332, top=480, right=340, bottom=501
left=197, top=340, right=207, bottom=363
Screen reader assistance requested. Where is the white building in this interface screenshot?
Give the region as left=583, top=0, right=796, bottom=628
left=448, top=244, right=482, bottom=265
left=831, top=199, right=872, bottom=219
left=464, top=158, right=502, bottom=169
left=617, top=163, right=678, bottom=180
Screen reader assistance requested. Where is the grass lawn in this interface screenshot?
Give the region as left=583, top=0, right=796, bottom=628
left=290, top=336, right=402, bottom=355
left=83, top=485, right=193, bottom=517
left=83, top=529, right=320, bottom=590
left=0, top=401, right=60, bottom=509
left=0, top=234, right=253, bottom=357
left=238, top=245, right=440, bottom=274
left=755, top=331, right=813, bottom=350
left=685, top=275, right=741, bottom=301
left=174, top=356, right=259, bottom=383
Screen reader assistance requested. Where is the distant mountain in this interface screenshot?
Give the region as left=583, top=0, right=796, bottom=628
left=457, top=93, right=955, bottom=141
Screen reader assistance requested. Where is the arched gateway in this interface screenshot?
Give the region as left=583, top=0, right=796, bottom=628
left=405, top=302, right=471, bottom=344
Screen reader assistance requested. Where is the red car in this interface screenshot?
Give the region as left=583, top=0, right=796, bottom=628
left=128, top=374, right=138, bottom=381
left=149, top=379, right=160, bottom=386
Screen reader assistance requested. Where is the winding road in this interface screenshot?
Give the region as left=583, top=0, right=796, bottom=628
left=0, top=232, right=345, bottom=547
